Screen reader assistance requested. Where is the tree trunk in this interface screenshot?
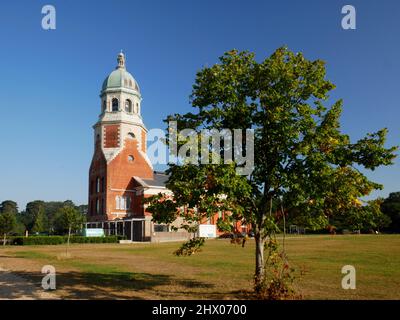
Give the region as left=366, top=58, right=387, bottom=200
left=66, top=226, right=72, bottom=256
left=254, top=230, right=265, bottom=293
left=68, top=226, right=71, bottom=246
left=3, top=233, right=6, bottom=246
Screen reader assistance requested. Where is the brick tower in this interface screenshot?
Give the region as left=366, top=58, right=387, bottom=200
left=88, top=52, right=154, bottom=222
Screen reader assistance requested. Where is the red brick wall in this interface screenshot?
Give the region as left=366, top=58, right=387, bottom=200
left=104, top=125, right=119, bottom=148
left=88, top=130, right=154, bottom=221
left=88, top=140, right=107, bottom=221
left=105, top=137, right=153, bottom=219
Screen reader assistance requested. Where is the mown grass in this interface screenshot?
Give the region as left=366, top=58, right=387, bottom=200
left=2, top=235, right=400, bottom=299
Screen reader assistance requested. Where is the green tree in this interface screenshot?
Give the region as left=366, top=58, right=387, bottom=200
left=146, top=47, right=397, bottom=296
left=335, top=198, right=391, bottom=232
left=25, top=201, right=46, bottom=232
left=32, top=206, right=48, bottom=234
left=55, top=206, right=85, bottom=248
left=0, top=200, right=18, bottom=215
left=45, top=201, right=76, bottom=233
left=14, top=214, right=27, bottom=235
left=381, top=192, right=400, bottom=232
left=0, top=212, right=17, bottom=246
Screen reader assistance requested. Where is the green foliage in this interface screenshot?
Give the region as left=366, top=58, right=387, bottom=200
left=54, top=206, right=86, bottom=235
left=25, top=201, right=45, bottom=230
left=157, top=47, right=397, bottom=236
left=18, top=200, right=87, bottom=235
left=10, top=235, right=121, bottom=246
left=0, top=200, right=18, bottom=215
left=0, top=212, right=17, bottom=234
left=0, top=211, right=17, bottom=245
left=44, top=200, right=76, bottom=231
left=144, top=47, right=398, bottom=297
left=32, top=206, right=48, bottom=234
left=0, top=200, right=89, bottom=236
left=216, top=216, right=234, bottom=233
left=13, top=219, right=27, bottom=235
left=381, top=192, right=400, bottom=232
left=66, top=235, right=122, bottom=244
left=334, top=198, right=391, bottom=232
left=173, top=237, right=205, bottom=256
left=12, top=235, right=64, bottom=245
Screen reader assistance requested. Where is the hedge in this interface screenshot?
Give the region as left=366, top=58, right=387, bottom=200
left=10, top=235, right=124, bottom=246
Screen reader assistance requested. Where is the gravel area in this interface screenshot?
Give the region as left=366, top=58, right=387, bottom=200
left=0, top=267, right=58, bottom=300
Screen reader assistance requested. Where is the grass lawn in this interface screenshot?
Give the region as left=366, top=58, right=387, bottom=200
left=1, top=235, right=399, bottom=299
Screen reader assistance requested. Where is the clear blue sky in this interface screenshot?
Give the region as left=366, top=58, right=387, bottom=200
left=0, top=0, right=399, bottom=210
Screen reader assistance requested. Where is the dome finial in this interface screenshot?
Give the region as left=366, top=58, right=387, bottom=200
left=117, top=51, right=125, bottom=69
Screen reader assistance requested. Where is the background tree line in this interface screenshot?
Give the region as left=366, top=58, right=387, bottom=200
left=0, top=200, right=87, bottom=237
left=286, top=195, right=399, bottom=234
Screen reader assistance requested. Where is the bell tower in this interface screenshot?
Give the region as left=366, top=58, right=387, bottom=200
left=88, top=52, right=154, bottom=221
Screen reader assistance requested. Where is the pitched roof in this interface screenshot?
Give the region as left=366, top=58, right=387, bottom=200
left=134, top=171, right=169, bottom=188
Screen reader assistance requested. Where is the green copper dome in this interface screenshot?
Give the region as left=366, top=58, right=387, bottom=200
left=101, top=53, right=140, bottom=93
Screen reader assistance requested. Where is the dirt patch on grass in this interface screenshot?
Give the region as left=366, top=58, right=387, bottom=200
left=0, top=266, right=58, bottom=300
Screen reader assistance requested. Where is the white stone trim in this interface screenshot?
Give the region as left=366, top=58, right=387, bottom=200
left=110, top=212, right=128, bottom=217
left=143, top=188, right=172, bottom=196
left=110, top=188, right=137, bottom=193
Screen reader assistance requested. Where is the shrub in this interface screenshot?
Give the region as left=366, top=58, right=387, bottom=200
left=255, top=238, right=302, bottom=300
left=67, top=236, right=123, bottom=244
left=11, top=236, right=64, bottom=245
left=10, top=235, right=124, bottom=245
left=174, top=237, right=205, bottom=256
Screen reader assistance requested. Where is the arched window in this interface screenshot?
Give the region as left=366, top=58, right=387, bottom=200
left=102, top=100, right=106, bottom=112
left=112, top=98, right=119, bottom=112
left=125, top=99, right=132, bottom=113
left=128, top=155, right=134, bottom=162
left=127, top=132, right=135, bottom=139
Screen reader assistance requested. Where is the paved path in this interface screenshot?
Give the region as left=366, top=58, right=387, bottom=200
left=0, top=267, right=58, bottom=300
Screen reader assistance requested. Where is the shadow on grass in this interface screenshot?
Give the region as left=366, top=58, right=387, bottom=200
left=2, top=270, right=220, bottom=300
left=0, top=255, right=26, bottom=259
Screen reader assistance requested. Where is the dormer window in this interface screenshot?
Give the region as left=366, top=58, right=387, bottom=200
left=112, top=98, right=119, bottom=112
left=125, top=99, right=132, bottom=113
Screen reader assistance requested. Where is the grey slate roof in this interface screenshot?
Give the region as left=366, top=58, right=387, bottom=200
left=140, top=171, right=169, bottom=188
